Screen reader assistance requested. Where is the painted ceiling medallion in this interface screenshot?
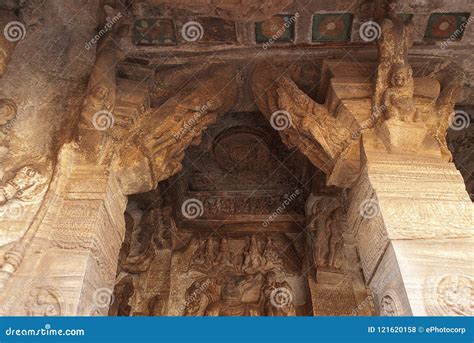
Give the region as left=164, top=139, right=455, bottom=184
left=312, top=13, right=353, bottom=42
left=424, top=13, right=471, bottom=40
left=256, top=14, right=295, bottom=43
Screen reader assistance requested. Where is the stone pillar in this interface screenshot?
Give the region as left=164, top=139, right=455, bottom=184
left=347, top=151, right=473, bottom=316
left=0, top=145, right=127, bottom=315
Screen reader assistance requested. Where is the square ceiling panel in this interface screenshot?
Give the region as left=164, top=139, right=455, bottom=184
left=133, top=18, right=176, bottom=46
left=255, top=14, right=296, bottom=43
left=424, top=12, right=471, bottom=40
left=312, top=13, right=353, bottom=42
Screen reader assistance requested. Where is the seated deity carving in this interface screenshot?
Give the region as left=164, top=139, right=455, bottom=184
left=205, top=274, right=263, bottom=316
left=382, top=64, right=419, bottom=122
left=183, top=235, right=300, bottom=316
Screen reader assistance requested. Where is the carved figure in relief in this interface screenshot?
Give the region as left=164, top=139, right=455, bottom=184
left=242, top=235, right=263, bottom=273
left=382, top=64, right=419, bottom=122
left=380, top=295, right=398, bottom=316
left=261, top=271, right=295, bottom=316
left=0, top=166, right=46, bottom=205
left=263, top=237, right=283, bottom=269
left=204, top=238, right=217, bottom=267
left=205, top=274, right=263, bottom=316
left=184, top=235, right=301, bottom=316
left=327, top=210, right=343, bottom=269
left=25, top=287, right=61, bottom=316
left=316, top=216, right=331, bottom=267
left=217, top=238, right=233, bottom=268
left=309, top=202, right=344, bottom=271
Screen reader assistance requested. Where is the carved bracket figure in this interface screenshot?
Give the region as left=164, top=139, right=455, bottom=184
left=112, top=64, right=241, bottom=194
left=251, top=62, right=360, bottom=188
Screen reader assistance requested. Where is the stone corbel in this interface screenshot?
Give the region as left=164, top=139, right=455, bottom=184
left=112, top=64, right=241, bottom=195
left=251, top=63, right=361, bottom=188
left=366, top=12, right=462, bottom=161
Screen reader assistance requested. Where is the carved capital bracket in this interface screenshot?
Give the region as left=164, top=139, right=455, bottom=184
left=251, top=62, right=361, bottom=188
left=111, top=64, right=241, bottom=195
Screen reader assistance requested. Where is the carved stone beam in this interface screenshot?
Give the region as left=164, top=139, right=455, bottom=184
left=112, top=64, right=240, bottom=195
left=251, top=63, right=361, bottom=188
left=145, top=0, right=293, bottom=21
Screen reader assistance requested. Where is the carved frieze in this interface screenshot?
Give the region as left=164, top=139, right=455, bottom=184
left=173, top=234, right=303, bottom=316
